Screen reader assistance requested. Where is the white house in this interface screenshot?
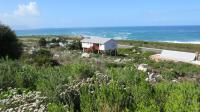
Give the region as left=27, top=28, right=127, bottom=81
left=81, top=37, right=117, bottom=54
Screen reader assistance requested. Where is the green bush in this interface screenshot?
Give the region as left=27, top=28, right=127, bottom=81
left=0, top=24, right=22, bottom=59
left=1, top=39, right=200, bottom=112
left=0, top=59, right=38, bottom=90
left=154, top=82, right=200, bottom=112
left=35, top=62, right=95, bottom=103
left=32, top=49, right=54, bottom=66
left=106, top=63, right=125, bottom=68
left=80, top=80, right=136, bottom=112
left=38, top=38, right=47, bottom=47
left=48, top=103, right=66, bottom=112
left=68, top=40, right=82, bottom=50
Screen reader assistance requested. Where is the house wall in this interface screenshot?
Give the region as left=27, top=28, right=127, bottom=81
left=104, top=40, right=117, bottom=50
left=99, top=44, right=105, bottom=50
left=82, top=42, right=93, bottom=48
left=81, top=39, right=117, bottom=51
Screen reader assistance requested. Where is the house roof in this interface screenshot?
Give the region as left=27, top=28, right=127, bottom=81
left=81, top=37, right=113, bottom=44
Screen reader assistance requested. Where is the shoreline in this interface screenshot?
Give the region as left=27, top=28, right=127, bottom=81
left=18, top=35, right=200, bottom=45
left=161, top=41, right=200, bottom=45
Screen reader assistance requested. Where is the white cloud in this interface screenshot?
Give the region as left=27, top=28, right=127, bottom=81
left=0, top=1, right=40, bottom=29
left=14, top=2, right=40, bottom=16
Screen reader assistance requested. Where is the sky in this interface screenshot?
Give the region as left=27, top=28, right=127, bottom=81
left=0, top=0, right=200, bottom=29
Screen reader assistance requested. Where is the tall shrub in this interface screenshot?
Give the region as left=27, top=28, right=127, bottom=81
left=0, top=24, right=22, bottom=59
left=38, top=38, right=47, bottom=47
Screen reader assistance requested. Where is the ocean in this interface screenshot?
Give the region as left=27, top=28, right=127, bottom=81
left=16, top=26, right=200, bottom=43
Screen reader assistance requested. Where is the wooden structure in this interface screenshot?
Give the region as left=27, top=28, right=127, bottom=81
left=81, top=37, right=117, bottom=55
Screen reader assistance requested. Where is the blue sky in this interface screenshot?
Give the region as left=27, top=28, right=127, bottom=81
left=0, top=0, right=200, bottom=29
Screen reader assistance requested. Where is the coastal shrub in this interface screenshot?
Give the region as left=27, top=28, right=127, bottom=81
left=117, top=47, right=139, bottom=56
left=51, top=38, right=57, bottom=43
left=106, top=62, right=125, bottom=68
left=148, top=61, right=200, bottom=80
left=48, top=103, right=66, bottom=112
left=0, top=59, right=38, bottom=90
left=51, top=37, right=64, bottom=43
left=38, top=38, right=47, bottom=47
left=36, top=71, right=69, bottom=102
left=79, top=67, right=95, bottom=79
left=68, top=40, right=82, bottom=50
left=0, top=24, right=22, bottom=59
left=0, top=58, right=94, bottom=100
left=79, top=66, right=157, bottom=112
left=157, top=82, right=200, bottom=111
left=154, top=82, right=200, bottom=112
left=80, top=80, right=136, bottom=112
left=161, top=70, right=177, bottom=80
left=1, top=37, right=200, bottom=112
left=68, top=62, right=95, bottom=79
left=35, top=62, right=94, bottom=103
left=15, top=65, right=39, bottom=89
left=0, top=59, right=21, bottom=89
left=32, top=49, right=54, bottom=66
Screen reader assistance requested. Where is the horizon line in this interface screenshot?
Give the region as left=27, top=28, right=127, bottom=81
left=15, top=24, right=200, bottom=31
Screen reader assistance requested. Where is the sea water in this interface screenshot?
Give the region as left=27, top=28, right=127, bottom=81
left=16, top=26, right=200, bottom=43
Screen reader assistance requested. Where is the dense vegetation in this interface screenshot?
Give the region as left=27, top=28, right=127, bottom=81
left=38, top=38, right=47, bottom=47
left=0, top=24, right=22, bottom=59
left=0, top=34, right=200, bottom=111
left=1, top=47, right=200, bottom=111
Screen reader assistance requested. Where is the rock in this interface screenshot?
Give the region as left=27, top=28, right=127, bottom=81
left=149, top=72, right=155, bottom=79
left=0, top=99, right=9, bottom=104
left=59, top=42, right=66, bottom=47
left=128, top=59, right=132, bottom=61
left=145, top=72, right=158, bottom=82
left=38, top=105, right=45, bottom=112
left=28, top=47, right=37, bottom=55
left=54, top=54, right=60, bottom=58
left=156, top=75, right=161, bottom=78
left=151, top=78, right=157, bottom=82
left=34, top=109, right=39, bottom=112
left=172, top=79, right=178, bottom=83
left=81, top=53, right=90, bottom=58
left=32, top=102, right=37, bottom=107
left=114, top=59, right=121, bottom=63
left=124, top=54, right=129, bottom=56
left=8, top=108, right=13, bottom=112
left=137, top=64, right=148, bottom=72
left=132, top=49, right=136, bottom=53
left=28, top=108, right=33, bottom=111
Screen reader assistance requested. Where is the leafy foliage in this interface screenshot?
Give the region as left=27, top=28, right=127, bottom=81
left=48, top=103, right=66, bottom=112
left=68, top=40, right=82, bottom=50
left=38, top=38, right=47, bottom=47
left=1, top=36, right=200, bottom=111
left=31, top=49, right=54, bottom=66
left=0, top=24, right=22, bottom=59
